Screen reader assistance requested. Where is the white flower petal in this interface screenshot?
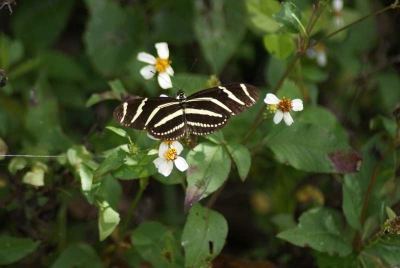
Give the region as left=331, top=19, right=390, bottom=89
left=158, top=160, right=174, bottom=177
left=316, top=52, right=327, bottom=67
left=159, top=94, right=168, bottom=97
left=174, top=156, right=188, bottom=172
left=264, top=93, right=280, bottom=105
left=153, top=157, right=165, bottom=169
left=273, top=110, right=284, bottom=124
left=283, top=112, right=294, bottom=126
left=155, top=42, right=169, bottom=59
left=140, top=65, right=156, bottom=79
left=137, top=52, right=156, bottom=64
left=158, top=143, right=169, bottom=157
left=333, top=0, right=343, bottom=12
left=165, top=66, right=174, bottom=76
left=334, top=16, right=344, bottom=27
left=291, top=99, right=303, bottom=111
left=158, top=72, right=172, bottom=89
left=172, top=141, right=183, bottom=154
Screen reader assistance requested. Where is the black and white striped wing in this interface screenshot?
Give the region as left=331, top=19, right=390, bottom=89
left=113, top=97, right=186, bottom=139
left=184, top=83, right=259, bottom=136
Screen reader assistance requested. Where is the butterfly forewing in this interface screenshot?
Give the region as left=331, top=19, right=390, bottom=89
left=113, top=83, right=259, bottom=140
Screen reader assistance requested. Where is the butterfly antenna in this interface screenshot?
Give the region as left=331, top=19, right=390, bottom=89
left=181, top=58, right=198, bottom=90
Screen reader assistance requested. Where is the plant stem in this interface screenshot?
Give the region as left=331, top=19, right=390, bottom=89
left=352, top=139, right=400, bottom=251
left=121, top=177, right=148, bottom=237
left=312, top=2, right=400, bottom=49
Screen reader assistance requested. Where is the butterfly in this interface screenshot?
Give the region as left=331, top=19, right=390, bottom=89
left=113, top=83, right=259, bottom=140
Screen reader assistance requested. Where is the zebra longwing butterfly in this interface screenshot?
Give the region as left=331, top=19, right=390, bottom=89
left=113, top=83, right=259, bottom=140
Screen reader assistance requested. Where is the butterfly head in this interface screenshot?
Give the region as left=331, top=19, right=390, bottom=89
left=177, top=90, right=186, bottom=100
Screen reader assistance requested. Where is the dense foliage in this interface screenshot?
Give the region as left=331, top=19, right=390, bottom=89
left=0, top=0, right=400, bottom=267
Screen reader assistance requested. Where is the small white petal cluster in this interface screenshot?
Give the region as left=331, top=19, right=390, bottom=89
left=153, top=140, right=188, bottom=177
left=306, top=42, right=327, bottom=67
left=264, top=93, right=303, bottom=126
left=332, top=0, right=344, bottom=27
left=137, top=42, right=174, bottom=89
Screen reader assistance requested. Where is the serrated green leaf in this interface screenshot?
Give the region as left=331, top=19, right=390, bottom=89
left=0, top=236, right=40, bottom=265
left=277, top=207, right=352, bottom=256
left=50, top=243, right=102, bottom=268
left=181, top=204, right=228, bottom=267
left=131, top=222, right=183, bottom=268
left=193, top=0, right=247, bottom=74
left=263, top=33, right=295, bottom=59
left=203, top=131, right=225, bottom=145
left=265, top=122, right=361, bottom=173
left=98, top=200, right=120, bottom=241
left=185, top=142, right=231, bottom=208
left=227, top=144, right=251, bottom=181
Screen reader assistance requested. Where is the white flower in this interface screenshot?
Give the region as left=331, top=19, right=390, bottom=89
left=153, top=141, right=188, bottom=177
left=264, top=93, right=303, bottom=126
left=306, top=42, right=327, bottom=67
left=332, top=0, right=344, bottom=27
left=137, top=42, right=174, bottom=89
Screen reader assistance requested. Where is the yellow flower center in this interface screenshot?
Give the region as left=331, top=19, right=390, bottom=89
left=164, top=148, right=178, bottom=161
left=155, top=57, right=171, bottom=73
left=278, top=97, right=292, bottom=112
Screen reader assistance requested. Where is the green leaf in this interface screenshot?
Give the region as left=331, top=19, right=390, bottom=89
left=96, top=176, right=122, bottom=211
left=131, top=222, right=183, bottom=267
left=314, top=252, right=358, bottom=268
left=106, top=126, right=129, bottom=139
left=22, top=167, right=45, bottom=187
left=246, top=0, right=281, bottom=33
left=362, top=235, right=400, bottom=267
left=108, top=79, right=128, bottom=99
left=78, top=163, right=94, bottom=203
left=98, top=200, right=120, bottom=241
left=41, top=51, right=87, bottom=81
left=302, top=65, right=329, bottom=83
left=11, top=0, right=74, bottom=51
left=93, top=149, right=126, bottom=176
left=0, top=35, right=24, bottom=69
left=204, top=131, right=225, bottom=145
left=113, top=152, right=157, bottom=180
left=0, top=137, right=7, bottom=161
left=0, top=235, right=40, bottom=265
left=182, top=204, right=228, bottom=267
left=369, top=115, right=397, bottom=139
left=263, top=33, right=295, bottom=59
left=83, top=0, right=140, bottom=76
left=273, top=2, right=305, bottom=34
left=185, top=142, right=231, bottom=210
left=50, top=243, right=102, bottom=268
left=342, top=175, right=362, bottom=230
left=265, top=122, right=361, bottom=173
left=8, top=158, right=27, bottom=174
left=193, top=0, right=247, bottom=74
left=277, top=207, right=352, bottom=256
left=226, top=144, right=251, bottom=181
left=67, top=145, right=93, bottom=170
left=298, top=106, right=349, bottom=143
left=265, top=56, right=287, bottom=88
